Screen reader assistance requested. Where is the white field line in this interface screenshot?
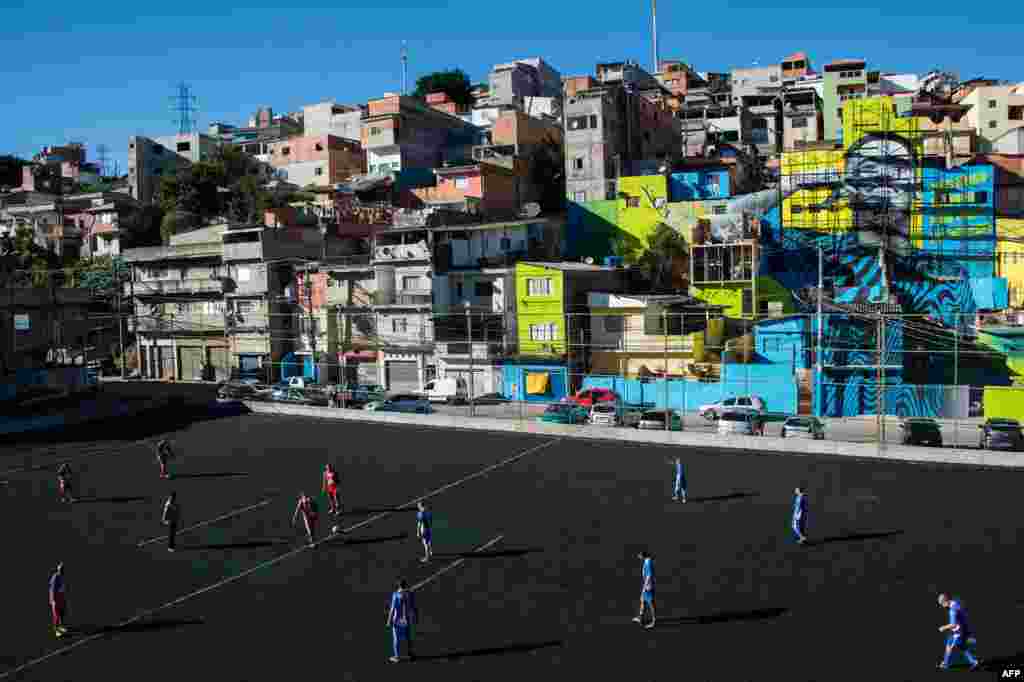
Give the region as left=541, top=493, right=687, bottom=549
left=411, top=535, right=504, bottom=592
left=136, top=499, right=274, bottom=547
left=0, top=438, right=558, bottom=679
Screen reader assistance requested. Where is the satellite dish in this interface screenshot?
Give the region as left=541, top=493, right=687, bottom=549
left=521, top=202, right=541, bottom=218
left=584, top=256, right=595, bottom=265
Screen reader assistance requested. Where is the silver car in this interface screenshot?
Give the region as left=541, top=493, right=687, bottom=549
left=780, top=416, right=825, bottom=440
left=717, top=409, right=764, bottom=436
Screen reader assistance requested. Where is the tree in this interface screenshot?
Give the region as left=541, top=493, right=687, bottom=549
left=636, top=224, right=689, bottom=292
left=0, top=154, right=28, bottom=189
left=412, top=69, right=473, bottom=108
left=69, top=254, right=125, bottom=291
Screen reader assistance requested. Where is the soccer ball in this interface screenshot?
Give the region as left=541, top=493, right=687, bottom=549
left=332, top=525, right=341, bottom=535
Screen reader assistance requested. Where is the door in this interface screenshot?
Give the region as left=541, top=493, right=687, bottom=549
left=179, top=347, right=204, bottom=381
left=386, top=361, right=419, bottom=393
left=159, top=347, right=175, bottom=379
left=208, top=348, right=230, bottom=382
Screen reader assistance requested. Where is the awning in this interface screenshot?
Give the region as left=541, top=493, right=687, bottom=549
left=526, top=371, right=550, bottom=395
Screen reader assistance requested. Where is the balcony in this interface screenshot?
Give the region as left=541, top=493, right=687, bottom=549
left=374, top=241, right=430, bottom=262
left=223, top=241, right=263, bottom=262
left=436, top=341, right=508, bottom=359
left=126, top=278, right=224, bottom=297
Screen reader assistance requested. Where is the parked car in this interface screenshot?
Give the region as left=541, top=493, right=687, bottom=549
left=899, top=418, right=943, bottom=447
left=271, top=376, right=311, bottom=400
left=717, top=409, right=765, bottom=436
left=341, top=384, right=387, bottom=406
left=978, top=418, right=1024, bottom=451
left=636, top=409, right=683, bottom=431
left=423, top=377, right=469, bottom=404
left=364, top=393, right=432, bottom=414
left=780, top=416, right=825, bottom=440
left=699, top=396, right=765, bottom=421
left=538, top=403, right=590, bottom=425
left=470, top=392, right=510, bottom=405
left=567, top=387, right=620, bottom=408
left=217, top=383, right=261, bottom=403
left=588, top=403, right=641, bottom=427
left=272, top=387, right=328, bottom=407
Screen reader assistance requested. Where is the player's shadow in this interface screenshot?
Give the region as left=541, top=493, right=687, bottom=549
left=72, top=495, right=150, bottom=504
left=339, top=506, right=417, bottom=515
left=807, top=530, right=904, bottom=547
left=74, top=618, right=206, bottom=637
left=433, top=548, right=543, bottom=559
left=979, top=650, right=1024, bottom=670
left=171, top=472, right=249, bottom=480
left=411, top=639, right=563, bottom=662
left=685, top=492, right=759, bottom=504
left=185, top=540, right=284, bottom=551
left=325, top=532, right=409, bottom=547
left=654, top=607, right=790, bottom=627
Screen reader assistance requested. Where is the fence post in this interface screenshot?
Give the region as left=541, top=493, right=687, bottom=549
left=663, top=309, right=669, bottom=430
left=953, top=308, right=959, bottom=448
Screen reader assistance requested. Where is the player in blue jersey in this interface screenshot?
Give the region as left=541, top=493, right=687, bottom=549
left=631, top=551, right=656, bottom=629
left=386, top=580, right=417, bottom=663
left=416, top=501, right=433, bottom=563
left=792, top=487, right=808, bottom=544
left=937, top=593, right=980, bottom=670
left=672, top=457, right=687, bottom=503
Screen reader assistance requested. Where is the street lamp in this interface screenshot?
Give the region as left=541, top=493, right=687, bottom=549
left=464, top=301, right=474, bottom=417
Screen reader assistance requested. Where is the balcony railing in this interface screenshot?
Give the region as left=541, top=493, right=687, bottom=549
left=126, top=279, right=224, bottom=297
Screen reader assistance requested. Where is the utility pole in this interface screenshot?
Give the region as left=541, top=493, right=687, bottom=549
left=663, top=309, right=669, bottom=431
left=116, top=258, right=125, bottom=378
left=401, top=41, right=409, bottom=96
left=465, top=302, right=474, bottom=417
left=878, top=311, right=887, bottom=446
left=129, top=264, right=139, bottom=377
left=816, top=246, right=823, bottom=417
left=651, top=0, right=659, bottom=76
left=306, top=263, right=316, bottom=382
left=953, top=306, right=960, bottom=447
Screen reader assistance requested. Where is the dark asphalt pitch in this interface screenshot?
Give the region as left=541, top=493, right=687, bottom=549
left=3, top=408, right=1024, bottom=681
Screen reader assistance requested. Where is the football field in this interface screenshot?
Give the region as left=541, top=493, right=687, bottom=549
left=2, top=408, right=1023, bottom=680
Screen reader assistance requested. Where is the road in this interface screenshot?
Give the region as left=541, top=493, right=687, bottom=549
left=2, top=387, right=1022, bottom=679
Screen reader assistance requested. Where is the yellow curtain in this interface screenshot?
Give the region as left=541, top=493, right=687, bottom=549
left=526, top=372, right=550, bottom=395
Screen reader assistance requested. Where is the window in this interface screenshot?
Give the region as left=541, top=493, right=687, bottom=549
left=392, top=318, right=408, bottom=333
left=474, top=281, right=493, bottom=297
left=500, top=237, right=511, bottom=250
left=769, top=75, right=779, bottom=83
left=721, top=131, right=739, bottom=142
left=1010, top=106, right=1024, bottom=121
left=454, top=176, right=469, bottom=189
left=573, top=191, right=586, bottom=202
left=791, top=205, right=804, bottom=214
left=176, top=302, right=191, bottom=314
left=837, top=108, right=844, bottom=120
left=573, top=157, right=584, bottom=170
left=989, top=121, right=998, bottom=129
left=975, top=191, right=989, bottom=205
left=527, top=278, right=552, bottom=296
left=589, top=114, right=598, bottom=128
left=988, top=100, right=998, bottom=109
left=455, top=282, right=464, bottom=298
left=370, top=127, right=381, bottom=136
left=791, top=116, right=808, bottom=128
left=604, top=316, right=624, bottom=332
left=713, top=205, right=727, bottom=215
left=315, top=143, right=323, bottom=151
left=529, top=323, right=557, bottom=341
left=626, top=197, right=640, bottom=208
left=177, top=142, right=191, bottom=152
left=235, top=300, right=257, bottom=315
left=402, top=276, right=427, bottom=290
left=314, top=167, right=324, bottom=176
left=567, top=116, right=589, bottom=130
left=237, top=266, right=251, bottom=282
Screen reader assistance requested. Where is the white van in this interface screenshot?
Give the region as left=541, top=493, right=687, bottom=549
left=423, top=377, right=469, bottom=404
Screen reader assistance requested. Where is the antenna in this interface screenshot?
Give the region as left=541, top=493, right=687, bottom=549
left=651, top=0, right=659, bottom=75
left=169, top=82, right=200, bottom=135
left=401, top=41, right=409, bottom=96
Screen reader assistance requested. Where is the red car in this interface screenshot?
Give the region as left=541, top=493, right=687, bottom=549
left=567, top=387, right=620, bottom=407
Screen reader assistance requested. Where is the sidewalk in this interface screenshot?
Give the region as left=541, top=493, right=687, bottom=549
left=244, top=401, right=1024, bottom=470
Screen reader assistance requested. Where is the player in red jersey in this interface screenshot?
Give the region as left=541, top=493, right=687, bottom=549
left=49, top=563, right=69, bottom=638
left=323, top=464, right=341, bottom=516
left=56, top=463, right=76, bottom=503
left=292, top=492, right=319, bottom=547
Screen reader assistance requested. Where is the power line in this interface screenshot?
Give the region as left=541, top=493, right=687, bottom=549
left=169, top=82, right=200, bottom=135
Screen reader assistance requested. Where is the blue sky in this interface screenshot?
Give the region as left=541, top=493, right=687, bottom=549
left=0, top=0, right=1020, bottom=174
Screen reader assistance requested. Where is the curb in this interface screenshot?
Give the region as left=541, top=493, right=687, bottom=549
left=242, top=402, right=1024, bottom=470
